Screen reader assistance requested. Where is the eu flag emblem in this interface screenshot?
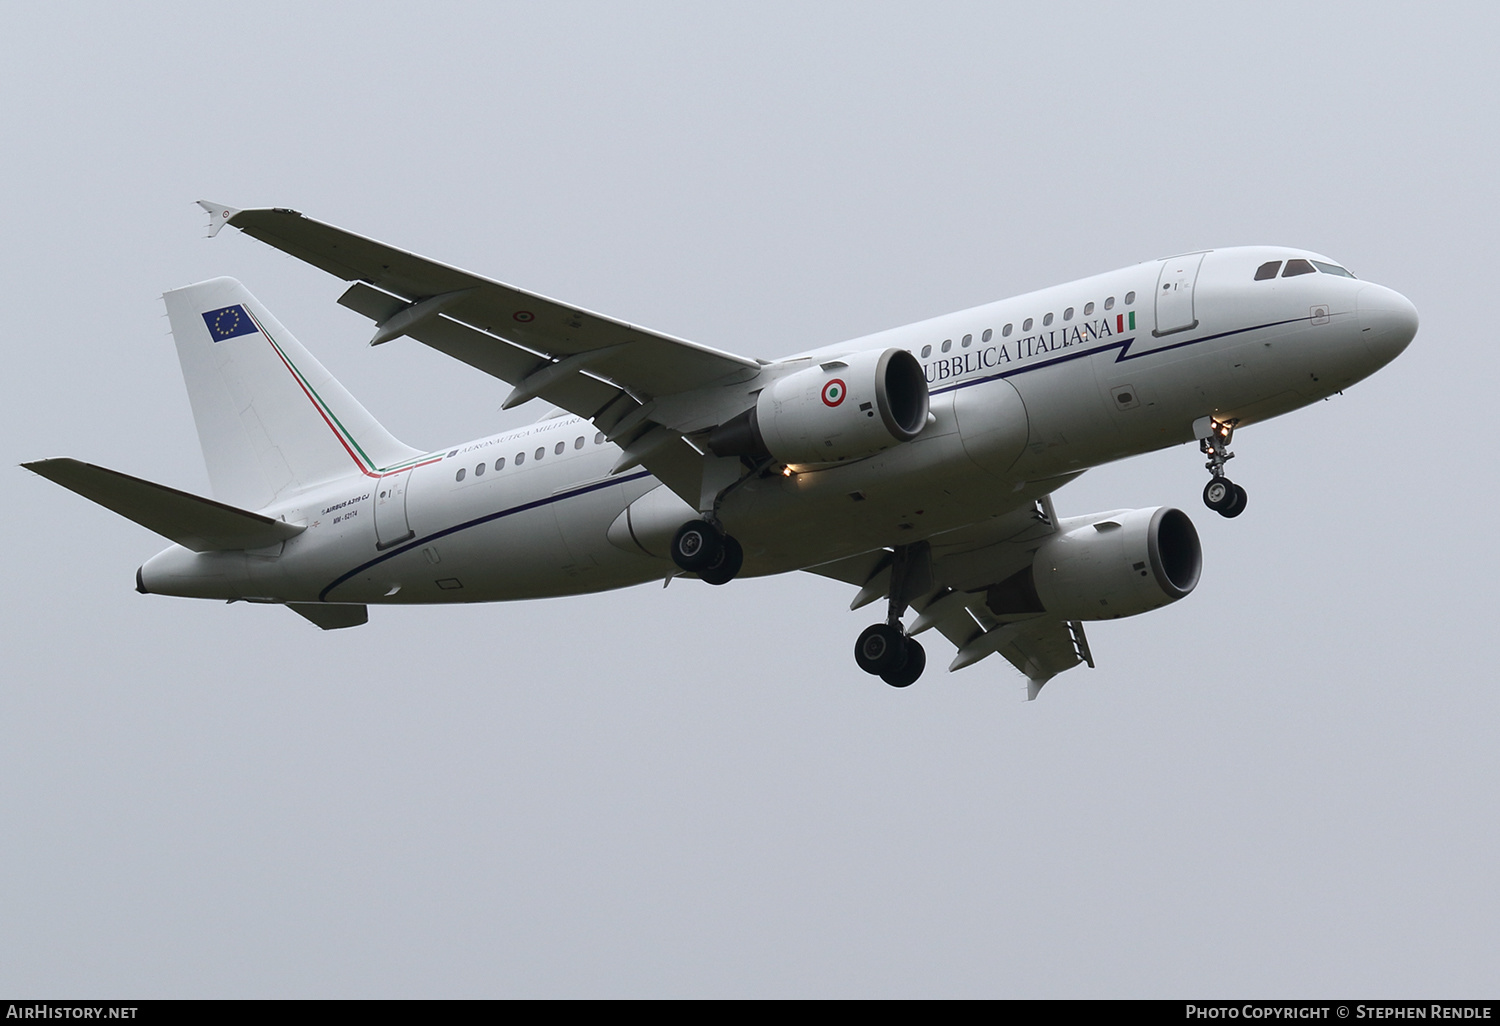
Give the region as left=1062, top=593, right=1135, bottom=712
left=202, top=305, right=259, bottom=342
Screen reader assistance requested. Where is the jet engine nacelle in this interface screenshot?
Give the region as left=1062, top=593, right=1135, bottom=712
left=709, top=348, right=929, bottom=465
left=988, top=507, right=1203, bottom=621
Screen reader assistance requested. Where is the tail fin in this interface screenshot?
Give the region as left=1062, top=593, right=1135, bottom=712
left=164, top=277, right=422, bottom=510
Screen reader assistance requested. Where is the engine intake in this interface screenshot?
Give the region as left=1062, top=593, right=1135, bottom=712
left=709, top=347, right=929, bottom=465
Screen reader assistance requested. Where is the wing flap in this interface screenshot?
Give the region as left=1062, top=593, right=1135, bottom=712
left=340, top=281, right=629, bottom=420
left=24, top=458, right=304, bottom=552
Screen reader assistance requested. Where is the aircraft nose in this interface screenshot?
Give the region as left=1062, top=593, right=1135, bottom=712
left=1356, top=284, right=1418, bottom=364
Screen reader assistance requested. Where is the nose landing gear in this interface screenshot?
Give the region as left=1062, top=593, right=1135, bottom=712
left=853, top=542, right=932, bottom=688
left=1196, top=415, right=1247, bottom=519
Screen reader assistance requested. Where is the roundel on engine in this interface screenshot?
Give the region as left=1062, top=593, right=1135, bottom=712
left=746, top=348, right=929, bottom=465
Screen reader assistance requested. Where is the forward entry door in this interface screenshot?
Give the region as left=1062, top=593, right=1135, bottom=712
left=1154, top=253, right=1205, bottom=337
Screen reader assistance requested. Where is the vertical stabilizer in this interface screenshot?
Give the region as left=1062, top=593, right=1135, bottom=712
left=163, top=277, right=422, bottom=511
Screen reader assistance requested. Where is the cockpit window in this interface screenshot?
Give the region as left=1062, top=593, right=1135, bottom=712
left=1282, top=259, right=1316, bottom=277
left=1254, top=261, right=1282, bottom=281
left=1311, top=260, right=1356, bottom=278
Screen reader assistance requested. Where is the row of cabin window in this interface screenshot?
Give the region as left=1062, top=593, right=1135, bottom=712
left=454, top=432, right=607, bottom=482
left=919, top=291, right=1137, bottom=358
left=1254, top=259, right=1356, bottom=281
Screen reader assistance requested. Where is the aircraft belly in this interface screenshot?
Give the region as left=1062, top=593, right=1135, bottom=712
left=722, top=420, right=1026, bottom=572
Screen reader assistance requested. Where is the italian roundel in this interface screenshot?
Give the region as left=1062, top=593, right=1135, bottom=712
left=821, top=378, right=847, bottom=407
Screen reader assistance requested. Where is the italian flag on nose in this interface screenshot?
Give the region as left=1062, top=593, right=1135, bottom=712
left=1116, top=311, right=1136, bottom=333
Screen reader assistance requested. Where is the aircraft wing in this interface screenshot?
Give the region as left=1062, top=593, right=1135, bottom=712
left=805, top=498, right=1093, bottom=699
left=203, top=202, right=768, bottom=504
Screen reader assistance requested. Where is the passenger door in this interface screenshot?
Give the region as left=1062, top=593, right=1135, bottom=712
left=374, top=471, right=415, bottom=549
left=1154, top=253, right=1204, bottom=337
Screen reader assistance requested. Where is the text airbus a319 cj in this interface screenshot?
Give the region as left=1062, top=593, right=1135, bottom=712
left=26, top=203, right=1417, bottom=698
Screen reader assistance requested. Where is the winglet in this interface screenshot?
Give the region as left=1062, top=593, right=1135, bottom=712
left=197, top=200, right=240, bottom=238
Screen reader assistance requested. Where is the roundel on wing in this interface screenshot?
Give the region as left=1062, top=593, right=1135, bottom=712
left=821, top=378, right=847, bottom=407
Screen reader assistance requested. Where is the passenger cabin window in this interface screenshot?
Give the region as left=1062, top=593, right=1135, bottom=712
left=535, top=447, right=545, bottom=461
left=1002, top=323, right=1012, bottom=337
left=982, top=328, right=993, bottom=342
left=555, top=441, right=565, bottom=455
left=1104, top=297, right=1115, bottom=311
left=962, top=334, right=972, bottom=348
left=1063, top=307, right=1074, bottom=321
left=941, top=340, right=952, bottom=352
left=594, top=432, right=605, bottom=445
left=1283, top=259, right=1316, bottom=277
left=1312, top=260, right=1356, bottom=278
left=515, top=452, right=525, bottom=465
left=475, top=462, right=485, bottom=476
left=1022, top=318, right=1033, bottom=331
left=1084, top=302, right=1094, bottom=316
left=455, top=467, right=465, bottom=482
left=574, top=436, right=585, bottom=449
left=1125, top=291, right=1136, bottom=304
left=1255, top=260, right=1282, bottom=281
left=494, top=457, right=506, bottom=471
left=921, top=345, right=931, bottom=358
left=1043, top=313, right=1053, bottom=326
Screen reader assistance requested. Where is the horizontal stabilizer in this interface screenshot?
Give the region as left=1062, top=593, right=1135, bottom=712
left=288, top=603, right=367, bottom=630
left=23, top=458, right=304, bottom=552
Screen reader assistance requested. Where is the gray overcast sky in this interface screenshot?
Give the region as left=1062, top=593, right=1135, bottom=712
left=3, top=1, right=1495, bottom=998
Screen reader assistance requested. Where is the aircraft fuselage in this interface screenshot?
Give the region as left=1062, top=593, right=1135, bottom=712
left=137, top=245, right=1416, bottom=608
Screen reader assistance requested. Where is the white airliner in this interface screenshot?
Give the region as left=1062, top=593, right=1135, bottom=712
left=25, top=203, right=1418, bottom=697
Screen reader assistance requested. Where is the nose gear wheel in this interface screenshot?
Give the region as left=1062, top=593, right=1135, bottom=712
left=1196, top=416, right=1249, bottom=519
left=1203, top=478, right=1247, bottom=518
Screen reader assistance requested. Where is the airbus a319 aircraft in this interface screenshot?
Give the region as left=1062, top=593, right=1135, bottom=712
left=26, top=203, right=1418, bottom=697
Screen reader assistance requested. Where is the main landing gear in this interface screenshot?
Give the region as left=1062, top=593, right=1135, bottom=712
left=853, top=542, right=932, bottom=688
left=855, top=622, right=926, bottom=688
left=670, top=519, right=744, bottom=586
left=1197, top=416, right=1248, bottom=519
